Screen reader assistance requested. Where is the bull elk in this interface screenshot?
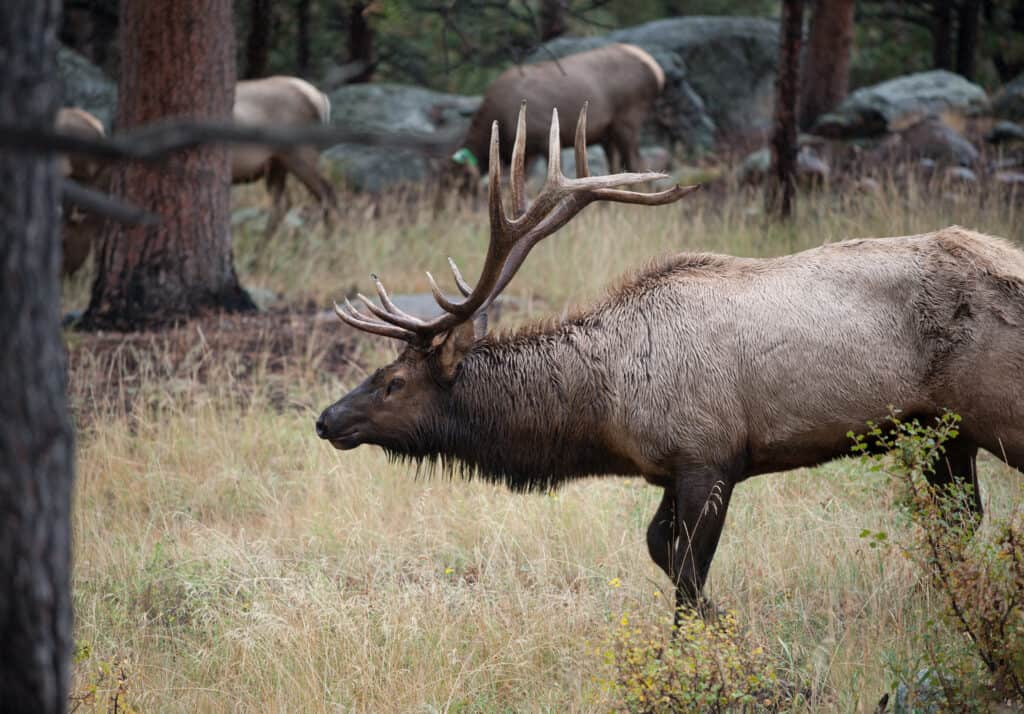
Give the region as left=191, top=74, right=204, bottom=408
left=452, top=43, right=665, bottom=179
left=233, top=76, right=340, bottom=236
left=317, top=104, right=1024, bottom=618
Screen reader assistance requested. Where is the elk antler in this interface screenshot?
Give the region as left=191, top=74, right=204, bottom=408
left=334, top=100, right=698, bottom=345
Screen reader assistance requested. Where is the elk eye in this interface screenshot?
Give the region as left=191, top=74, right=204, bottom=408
left=385, top=377, right=406, bottom=396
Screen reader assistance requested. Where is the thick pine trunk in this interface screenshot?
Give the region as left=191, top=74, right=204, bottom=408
left=243, top=0, right=273, bottom=79
left=933, top=0, right=954, bottom=70
left=956, top=0, right=981, bottom=80
left=799, top=0, right=854, bottom=129
left=768, top=0, right=804, bottom=221
left=0, top=0, right=75, bottom=710
left=296, top=0, right=312, bottom=75
left=82, top=0, right=253, bottom=330
left=539, top=0, right=569, bottom=41
left=347, top=2, right=375, bottom=83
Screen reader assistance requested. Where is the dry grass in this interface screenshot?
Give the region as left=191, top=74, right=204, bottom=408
left=67, top=175, right=1024, bottom=712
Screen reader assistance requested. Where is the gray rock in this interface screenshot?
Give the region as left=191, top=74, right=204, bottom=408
left=813, top=70, right=989, bottom=138
left=898, top=117, right=979, bottom=166
left=993, top=72, right=1024, bottom=122
left=944, top=166, right=978, bottom=183
left=57, top=46, right=117, bottom=128
left=245, top=286, right=280, bottom=311
left=737, top=146, right=830, bottom=185
left=324, top=83, right=480, bottom=192
left=995, top=170, right=1024, bottom=186
left=323, top=143, right=432, bottom=193
left=986, top=120, right=1024, bottom=145
left=528, top=16, right=779, bottom=151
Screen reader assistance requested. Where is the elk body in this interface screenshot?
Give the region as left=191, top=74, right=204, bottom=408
left=455, top=43, right=665, bottom=177
left=56, top=107, right=106, bottom=276
left=233, top=76, right=340, bottom=236
left=317, top=105, right=1024, bottom=617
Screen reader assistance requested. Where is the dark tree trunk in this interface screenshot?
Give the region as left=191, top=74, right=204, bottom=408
left=539, top=0, right=569, bottom=41
left=933, top=0, right=954, bottom=69
left=296, top=0, right=312, bottom=75
left=768, top=0, right=804, bottom=221
left=0, top=0, right=75, bottom=710
left=58, top=0, right=119, bottom=75
left=347, top=2, right=375, bottom=83
left=243, top=0, right=272, bottom=79
left=82, top=0, right=254, bottom=331
left=955, top=0, right=981, bottom=80
left=799, top=0, right=854, bottom=129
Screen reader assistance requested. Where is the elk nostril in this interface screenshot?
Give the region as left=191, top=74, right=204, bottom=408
left=315, top=417, right=327, bottom=439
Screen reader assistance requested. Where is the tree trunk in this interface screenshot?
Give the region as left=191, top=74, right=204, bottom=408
left=243, top=0, right=272, bottom=79
left=82, top=0, right=254, bottom=331
left=539, top=0, right=569, bottom=41
left=347, top=2, right=375, bottom=83
left=955, top=0, right=981, bottom=80
left=0, top=0, right=75, bottom=710
left=768, top=0, right=804, bottom=221
left=933, top=0, right=954, bottom=69
left=296, top=0, right=312, bottom=76
left=799, top=0, right=854, bottom=129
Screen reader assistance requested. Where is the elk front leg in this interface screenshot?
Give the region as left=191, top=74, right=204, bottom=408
left=646, top=465, right=735, bottom=621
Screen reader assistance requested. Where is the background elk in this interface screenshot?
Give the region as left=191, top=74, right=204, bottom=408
left=56, top=107, right=106, bottom=276
left=232, top=75, right=340, bottom=236
left=317, top=105, right=1024, bottom=619
left=452, top=43, right=665, bottom=181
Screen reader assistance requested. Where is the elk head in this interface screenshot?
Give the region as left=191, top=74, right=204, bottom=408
left=315, top=102, right=696, bottom=457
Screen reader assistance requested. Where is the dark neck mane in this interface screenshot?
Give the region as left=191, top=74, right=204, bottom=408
left=386, top=320, right=637, bottom=491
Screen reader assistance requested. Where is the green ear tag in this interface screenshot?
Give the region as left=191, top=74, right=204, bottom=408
left=452, top=148, right=479, bottom=169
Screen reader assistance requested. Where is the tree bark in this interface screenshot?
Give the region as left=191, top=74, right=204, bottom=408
left=243, top=0, right=273, bottom=79
left=539, top=0, right=569, bottom=41
left=0, top=0, right=75, bottom=710
left=955, top=0, right=981, bottom=80
left=768, top=0, right=804, bottom=221
left=799, top=0, right=854, bottom=129
left=82, top=0, right=254, bottom=331
left=933, top=0, right=954, bottom=69
left=296, top=0, right=312, bottom=75
left=347, top=2, right=375, bottom=83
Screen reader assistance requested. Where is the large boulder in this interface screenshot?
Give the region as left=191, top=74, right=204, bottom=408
left=57, top=46, right=117, bottom=128
left=527, top=16, right=779, bottom=151
left=813, top=70, right=989, bottom=138
left=324, top=83, right=479, bottom=192
left=993, top=72, right=1024, bottom=122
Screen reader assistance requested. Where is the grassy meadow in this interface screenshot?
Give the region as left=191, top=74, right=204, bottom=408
left=64, top=175, right=1024, bottom=712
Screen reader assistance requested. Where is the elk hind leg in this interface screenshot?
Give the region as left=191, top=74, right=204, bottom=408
left=263, top=159, right=289, bottom=238
left=279, top=149, right=341, bottom=231
left=926, top=437, right=982, bottom=532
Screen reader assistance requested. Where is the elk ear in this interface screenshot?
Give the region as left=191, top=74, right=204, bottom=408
left=432, top=314, right=486, bottom=381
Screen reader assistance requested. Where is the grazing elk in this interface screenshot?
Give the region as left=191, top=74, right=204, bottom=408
left=232, top=76, right=340, bottom=236
left=453, top=43, right=665, bottom=179
left=317, top=105, right=1024, bottom=618
left=56, top=107, right=106, bottom=276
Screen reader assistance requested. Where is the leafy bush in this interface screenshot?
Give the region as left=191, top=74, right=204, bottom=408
left=850, top=412, right=1024, bottom=710
left=604, top=608, right=791, bottom=713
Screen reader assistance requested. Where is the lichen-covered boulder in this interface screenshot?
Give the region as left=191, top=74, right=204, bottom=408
left=323, top=84, right=480, bottom=192
left=813, top=70, right=989, bottom=138
left=993, top=73, right=1024, bottom=122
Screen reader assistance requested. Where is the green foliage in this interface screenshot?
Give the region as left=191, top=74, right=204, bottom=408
left=69, top=645, right=138, bottom=714
left=603, top=608, right=794, bottom=712
left=850, top=412, right=1024, bottom=710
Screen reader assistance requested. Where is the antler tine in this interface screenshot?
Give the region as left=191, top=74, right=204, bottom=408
left=546, top=108, right=562, bottom=186
left=356, top=292, right=427, bottom=329
left=488, top=120, right=507, bottom=232
left=334, top=300, right=416, bottom=341
left=448, top=257, right=472, bottom=297
left=510, top=100, right=528, bottom=217
left=574, top=101, right=589, bottom=178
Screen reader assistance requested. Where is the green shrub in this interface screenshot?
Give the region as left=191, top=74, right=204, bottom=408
left=851, top=412, right=1024, bottom=710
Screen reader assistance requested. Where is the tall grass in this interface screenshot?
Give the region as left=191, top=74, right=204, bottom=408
left=67, top=177, right=1024, bottom=712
